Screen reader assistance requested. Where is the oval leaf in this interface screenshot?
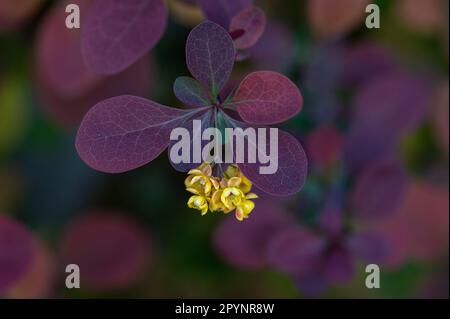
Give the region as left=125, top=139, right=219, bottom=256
left=229, top=6, right=266, bottom=50
left=60, top=212, right=152, bottom=290
left=81, top=0, right=168, bottom=75
left=75, top=95, right=194, bottom=173
left=350, top=157, right=407, bottom=220
left=266, top=226, right=325, bottom=275
left=35, top=0, right=99, bottom=97
left=36, top=56, right=154, bottom=128
left=173, top=76, right=211, bottom=107
left=231, top=71, right=303, bottom=125
left=186, top=21, right=235, bottom=96
left=199, top=0, right=253, bottom=28
left=307, top=0, right=369, bottom=39
left=0, top=215, right=36, bottom=294
left=238, top=128, right=308, bottom=196
left=346, top=232, right=389, bottom=264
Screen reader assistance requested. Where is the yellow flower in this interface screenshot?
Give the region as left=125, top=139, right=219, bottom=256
left=209, top=189, right=233, bottom=213
left=235, top=193, right=258, bottom=221
left=185, top=163, right=219, bottom=196
left=224, top=164, right=252, bottom=193
left=185, top=163, right=258, bottom=221
left=187, top=195, right=209, bottom=215
left=220, top=187, right=245, bottom=210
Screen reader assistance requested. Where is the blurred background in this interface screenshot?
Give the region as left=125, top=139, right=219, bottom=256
left=0, top=0, right=448, bottom=298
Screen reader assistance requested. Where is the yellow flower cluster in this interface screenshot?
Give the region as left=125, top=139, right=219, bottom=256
left=185, top=163, right=258, bottom=221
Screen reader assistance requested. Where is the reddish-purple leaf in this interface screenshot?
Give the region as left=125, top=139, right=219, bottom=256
left=60, top=212, right=152, bottom=290
left=266, top=226, right=325, bottom=275
left=81, top=0, right=168, bottom=75
left=352, top=72, right=430, bottom=137
left=36, top=57, right=154, bottom=128
left=213, top=200, right=291, bottom=270
left=307, top=0, right=369, bottom=39
left=340, top=41, right=397, bottom=88
left=76, top=95, right=196, bottom=173
left=350, top=157, right=407, bottom=220
left=229, top=6, right=266, bottom=50
left=323, top=247, right=354, bottom=284
left=249, top=20, right=295, bottom=72
left=35, top=0, right=98, bottom=97
left=230, top=71, right=303, bottom=125
left=373, top=181, right=449, bottom=267
left=6, top=242, right=54, bottom=299
left=199, top=0, right=253, bottom=28
left=318, top=206, right=343, bottom=236
left=186, top=21, right=235, bottom=96
left=238, top=128, right=308, bottom=196
left=306, top=125, right=343, bottom=168
left=343, top=124, right=397, bottom=174
left=173, top=76, right=211, bottom=107
left=0, top=215, right=36, bottom=294
left=343, top=72, right=430, bottom=173
left=346, top=232, right=389, bottom=264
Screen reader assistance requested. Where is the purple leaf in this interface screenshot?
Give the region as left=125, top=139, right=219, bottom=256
left=323, top=247, right=355, bottom=284
left=238, top=128, right=308, bottom=196
left=346, top=232, right=389, bottom=264
left=343, top=124, right=397, bottom=174
left=35, top=0, right=98, bottom=98
left=186, top=21, right=235, bottom=96
left=0, top=215, right=36, bottom=294
left=229, top=6, right=266, bottom=50
left=340, top=41, right=397, bottom=88
left=306, top=125, right=343, bottom=168
left=249, top=20, right=295, bottom=72
left=307, top=0, right=369, bottom=39
left=76, top=95, right=197, bottom=173
left=213, top=200, right=292, bottom=270
left=266, top=226, right=325, bottom=275
left=60, top=212, right=152, bottom=290
left=350, top=157, right=407, bottom=220
left=230, top=71, right=303, bottom=125
left=318, top=206, right=343, bottom=235
left=345, top=73, right=430, bottom=172
left=81, top=0, right=168, bottom=75
left=173, top=76, right=211, bottom=107
left=199, top=0, right=253, bottom=28
left=351, top=72, right=430, bottom=137
left=36, top=56, right=154, bottom=128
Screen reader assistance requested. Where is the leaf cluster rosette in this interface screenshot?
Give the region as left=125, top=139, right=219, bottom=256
left=76, top=21, right=308, bottom=199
